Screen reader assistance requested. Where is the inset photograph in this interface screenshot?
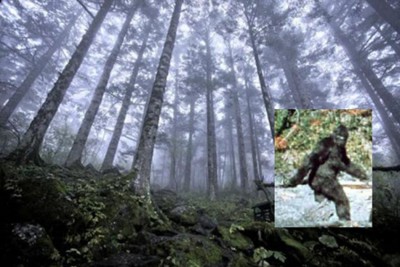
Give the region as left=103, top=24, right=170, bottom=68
left=274, top=109, right=372, bottom=227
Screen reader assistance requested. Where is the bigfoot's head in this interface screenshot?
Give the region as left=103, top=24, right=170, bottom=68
left=333, top=125, right=349, bottom=147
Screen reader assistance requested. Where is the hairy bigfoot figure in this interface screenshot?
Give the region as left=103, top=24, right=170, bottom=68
left=285, top=125, right=368, bottom=221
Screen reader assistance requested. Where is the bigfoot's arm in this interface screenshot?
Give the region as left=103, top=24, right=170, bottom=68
left=336, top=147, right=369, bottom=181
left=342, top=162, right=369, bottom=180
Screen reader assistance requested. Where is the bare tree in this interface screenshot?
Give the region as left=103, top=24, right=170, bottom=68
left=226, top=39, right=249, bottom=192
left=204, top=26, right=219, bottom=200
left=183, top=96, right=195, bottom=191
left=240, top=0, right=274, bottom=137
left=365, top=0, right=400, bottom=35
left=101, top=23, right=152, bottom=171
left=129, top=0, right=183, bottom=204
left=65, top=2, right=140, bottom=168
left=167, top=61, right=180, bottom=191
left=315, top=1, right=400, bottom=126
left=0, top=12, right=80, bottom=128
left=7, top=1, right=113, bottom=165
left=243, top=67, right=261, bottom=182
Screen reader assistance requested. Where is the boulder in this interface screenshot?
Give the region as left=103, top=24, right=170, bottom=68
left=101, top=166, right=121, bottom=176
left=152, top=189, right=178, bottom=213
left=168, top=205, right=199, bottom=226
left=217, top=226, right=253, bottom=251
left=276, top=229, right=311, bottom=262
left=8, top=223, right=61, bottom=267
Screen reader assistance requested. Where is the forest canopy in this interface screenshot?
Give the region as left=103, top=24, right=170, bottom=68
left=1, top=0, right=399, bottom=191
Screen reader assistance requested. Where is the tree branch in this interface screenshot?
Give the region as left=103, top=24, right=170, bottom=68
left=76, top=0, right=95, bottom=19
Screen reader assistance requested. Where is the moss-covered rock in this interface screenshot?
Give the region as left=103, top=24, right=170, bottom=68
left=2, top=161, right=393, bottom=267
left=276, top=229, right=311, bottom=261
left=241, top=221, right=275, bottom=232
left=1, top=164, right=82, bottom=247
left=217, top=226, right=253, bottom=251
left=0, top=162, right=154, bottom=265
left=152, top=189, right=178, bottom=213
left=183, top=194, right=254, bottom=224
left=8, top=223, right=61, bottom=267
left=168, top=205, right=199, bottom=226
left=240, top=221, right=275, bottom=242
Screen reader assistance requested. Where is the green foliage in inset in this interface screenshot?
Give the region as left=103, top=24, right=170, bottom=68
left=274, top=109, right=372, bottom=181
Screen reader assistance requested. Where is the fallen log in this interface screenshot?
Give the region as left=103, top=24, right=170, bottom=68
left=373, top=165, right=400, bottom=171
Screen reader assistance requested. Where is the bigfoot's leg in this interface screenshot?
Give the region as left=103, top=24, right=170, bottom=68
left=335, top=196, right=350, bottom=221
left=319, top=180, right=350, bottom=220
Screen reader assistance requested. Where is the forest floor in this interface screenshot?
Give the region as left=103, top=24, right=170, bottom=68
left=1, top=160, right=399, bottom=267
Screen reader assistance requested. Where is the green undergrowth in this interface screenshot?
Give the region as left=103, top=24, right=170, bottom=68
left=180, top=192, right=256, bottom=224
left=1, top=161, right=395, bottom=267
left=159, top=234, right=224, bottom=267
left=0, top=161, right=163, bottom=266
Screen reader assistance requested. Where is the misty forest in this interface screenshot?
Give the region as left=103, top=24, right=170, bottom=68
left=1, top=0, right=400, bottom=266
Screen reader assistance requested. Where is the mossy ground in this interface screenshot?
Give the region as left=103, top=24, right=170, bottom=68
left=0, top=161, right=398, bottom=267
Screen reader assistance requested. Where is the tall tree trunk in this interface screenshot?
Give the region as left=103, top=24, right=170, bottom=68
left=101, top=23, right=151, bottom=171
left=219, top=141, right=227, bottom=188
left=65, top=3, right=139, bottom=168
left=244, top=76, right=260, bottom=182
left=358, top=68, right=400, bottom=161
left=365, top=0, right=400, bottom=35
left=227, top=40, right=249, bottom=192
left=317, top=1, right=400, bottom=161
left=176, top=145, right=185, bottom=187
left=275, top=48, right=311, bottom=108
left=254, top=116, right=264, bottom=180
left=161, top=149, right=168, bottom=186
left=7, top=1, right=113, bottom=165
left=316, top=1, right=400, bottom=126
left=375, top=112, right=400, bottom=163
left=183, top=97, right=195, bottom=191
left=167, top=65, right=180, bottom=191
left=244, top=12, right=274, bottom=137
left=205, top=28, right=218, bottom=200
left=129, top=0, right=183, bottom=203
left=233, top=91, right=249, bottom=190
left=0, top=12, right=79, bottom=128
left=226, top=106, right=238, bottom=189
